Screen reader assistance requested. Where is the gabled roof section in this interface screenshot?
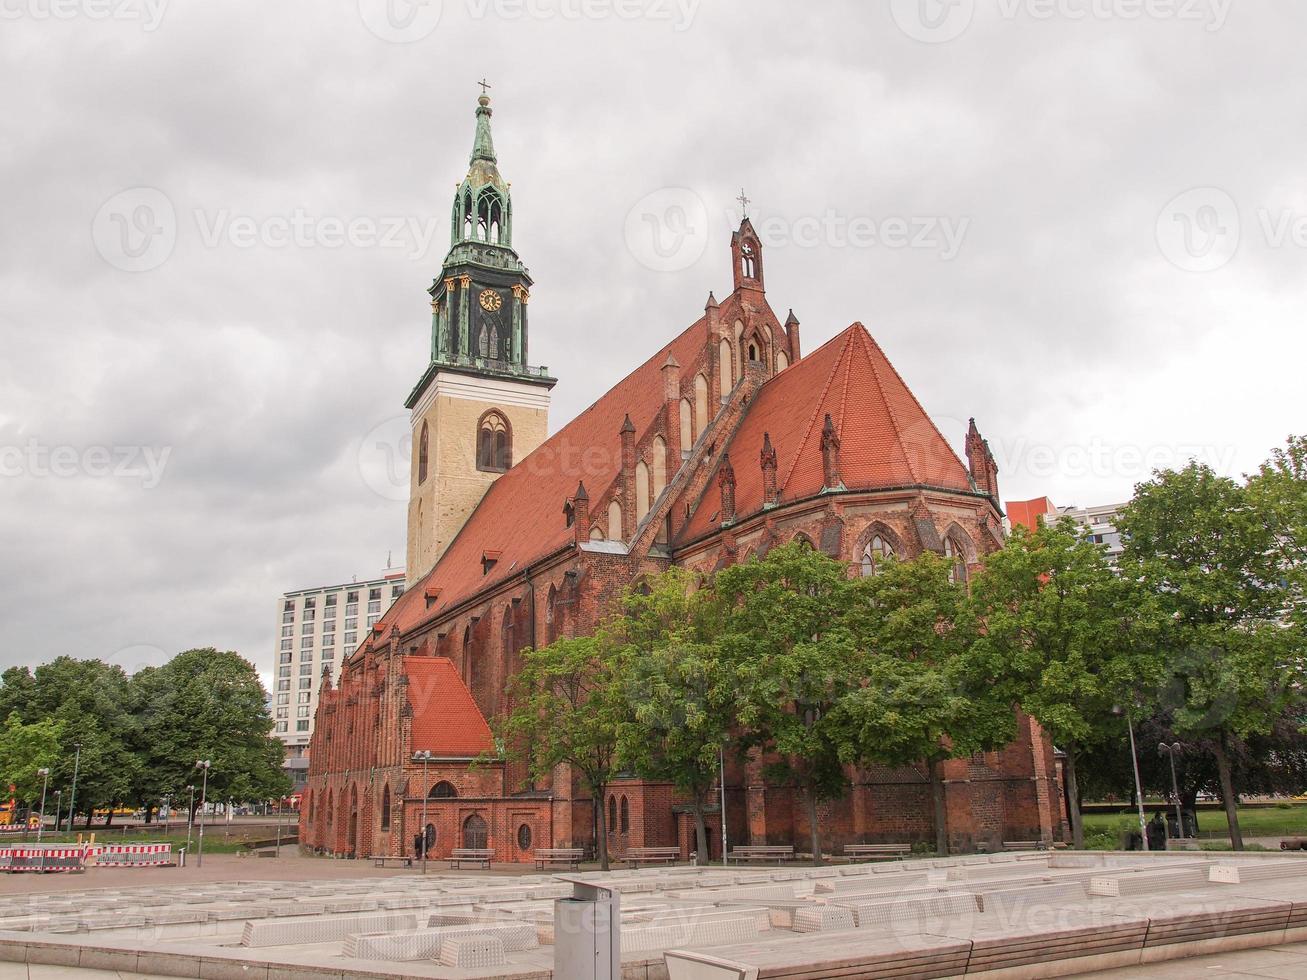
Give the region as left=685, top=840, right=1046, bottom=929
left=678, top=323, right=972, bottom=541
left=404, top=656, right=494, bottom=758
left=379, top=312, right=714, bottom=637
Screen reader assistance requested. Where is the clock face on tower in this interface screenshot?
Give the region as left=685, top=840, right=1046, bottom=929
left=478, top=288, right=503, bottom=312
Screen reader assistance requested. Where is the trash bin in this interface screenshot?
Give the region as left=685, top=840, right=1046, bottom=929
left=554, top=878, right=620, bottom=980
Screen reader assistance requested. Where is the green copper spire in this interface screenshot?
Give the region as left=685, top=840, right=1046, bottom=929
left=471, top=94, right=497, bottom=164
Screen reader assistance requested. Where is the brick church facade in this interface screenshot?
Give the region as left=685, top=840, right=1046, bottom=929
left=301, top=93, right=1067, bottom=862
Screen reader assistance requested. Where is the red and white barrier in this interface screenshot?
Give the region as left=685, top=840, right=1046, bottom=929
left=95, top=843, right=173, bottom=867
left=0, top=845, right=88, bottom=873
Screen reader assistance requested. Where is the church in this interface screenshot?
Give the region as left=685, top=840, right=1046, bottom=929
left=300, top=92, right=1066, bottom=862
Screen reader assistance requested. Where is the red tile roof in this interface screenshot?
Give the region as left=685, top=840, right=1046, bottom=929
left=679, top=323, right=972, bottom=541
left=380, top=310, right=714, bottom=636
left=403, top=656, right=494, bottom=757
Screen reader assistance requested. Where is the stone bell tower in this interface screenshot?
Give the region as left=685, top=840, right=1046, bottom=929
left=405, top=89, right=556, bottom=586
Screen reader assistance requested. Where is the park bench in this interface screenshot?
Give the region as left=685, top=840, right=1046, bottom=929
left=534, top=847, right=584, bottom=870
left=1002, top=840, right=1043, bottom=852
left=843, top=843, right=912, bottom=861
left=624, top=846, right=680, bottom=868
left=371, top=854, right=414, bottom=868
left=448, top=848, right=493, bottom=869
left=728, top=845, right=795, bottom=864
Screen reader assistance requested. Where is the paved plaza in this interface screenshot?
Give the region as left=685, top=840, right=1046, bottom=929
left=0, top=851, right=1304, bottom=978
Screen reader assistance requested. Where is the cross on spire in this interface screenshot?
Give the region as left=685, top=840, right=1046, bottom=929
left=478, top=78, right=492, bottom=97
left=737, top=189, right=751, bottom=217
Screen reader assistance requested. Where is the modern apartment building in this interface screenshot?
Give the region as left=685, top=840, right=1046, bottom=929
left=1007, top=497, right=1127, bottom=561
left=272, top=566, right=406, bottom=789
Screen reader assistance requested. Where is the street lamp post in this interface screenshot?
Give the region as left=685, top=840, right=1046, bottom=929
left=413, top=751, right=433, bottom=875
left=185, top=784, right=195, bottom=853
left=194, top=761, right=211, bottom=868
left=275, top=794, right=283, bottom=858
left=65, top=742, right=82, bottom=834
left=35, top=769, right=50, bottom=844
left=51, top=791, right=62, bottom=839
left=1112, top=706, right=1149, bottom=851
left=1159, top=742, right=1185, bottom=844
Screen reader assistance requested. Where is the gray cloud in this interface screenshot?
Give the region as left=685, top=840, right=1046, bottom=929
left=2, top=0, right=1303, bottom=675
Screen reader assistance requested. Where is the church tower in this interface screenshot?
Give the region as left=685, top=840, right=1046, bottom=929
left=405, top=91, right=556, bottom=586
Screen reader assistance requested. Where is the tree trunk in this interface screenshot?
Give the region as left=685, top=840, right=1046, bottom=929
left=594, top=784, right=610, bottom=871
left=1065, top=745, right=1084, bottom=850
left=83, top=808, right=93, bottom=830
left=690, top=799, right=709, bottom=865
left=928, top=758, right=949, bottom=856
left=804, top=785, right=823, bottom=866
left=105, top=808, right=115, bottom=828
left=1212, top=737, right=1244, bottom=851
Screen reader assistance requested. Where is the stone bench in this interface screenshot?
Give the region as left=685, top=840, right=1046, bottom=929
left=625, top=846, right=681, bottom=868
left=439, top=934, right=507, bottom=968
left=448, top=848, right=493, bottom=870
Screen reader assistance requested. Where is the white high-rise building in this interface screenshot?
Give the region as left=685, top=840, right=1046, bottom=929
left=271, top=565, right=405, bottom=789
left=1007, top=497, right=1127, bottom=561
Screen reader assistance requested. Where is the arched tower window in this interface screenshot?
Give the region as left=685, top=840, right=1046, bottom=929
left=477, top=411, right=511, bottom=472
left=679, top=398, right=693, bottom=448
left=607, top=500, right=622, bottom=541
left=740, top=240, right=757, bottom=279
left=430, top=781, right=458, bottom=799
left=417, top=421, right=429, bottom=485
left=860, top=535, right=895, bottom=577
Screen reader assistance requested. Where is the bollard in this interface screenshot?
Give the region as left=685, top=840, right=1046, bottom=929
left=554, top=878, right=620, bottom=980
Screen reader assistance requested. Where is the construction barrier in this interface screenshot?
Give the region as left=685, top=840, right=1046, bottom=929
left=0, top=845, right=88, bottom=874
left=93, top=843, right=173, bottom=867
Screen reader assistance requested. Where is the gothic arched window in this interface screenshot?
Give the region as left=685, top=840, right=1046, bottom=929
left=944, top=535, right=968, bottom=584
left=477, top=411, right=511, bottom=472
left=608, top=795, right=617, bottom=830
left=380, top=784, right=391, bottom=830
left=418, top=421, right=429, bottom=485
left=429, top=781, right=458, bottom=799
left=619, top=796, right=630, bottom=833
left=860, top=535, right=895, bottom=577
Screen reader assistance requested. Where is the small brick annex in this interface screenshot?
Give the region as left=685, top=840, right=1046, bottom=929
left=301, top=97, right=1067, bottom=863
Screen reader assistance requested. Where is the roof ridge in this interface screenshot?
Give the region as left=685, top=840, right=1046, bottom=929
left=777, top=327, right=856, bottom=492
left=861, top=329, right=969, bottom=483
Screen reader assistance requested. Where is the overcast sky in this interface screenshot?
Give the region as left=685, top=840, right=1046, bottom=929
left=2, top=0, right=1303, bottom=679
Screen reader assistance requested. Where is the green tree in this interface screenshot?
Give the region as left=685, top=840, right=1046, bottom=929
left=1249, top=435, right=1307, bottom=631
left=609, top=569, right=735, bottom=862
left=501, top=634, right=625, bottom=870
left=0, top=713, right=64, bottom=808
left=133, top=649, right=288, bottom=820
left=1120, top=462, right=1297, bottom=849
left=837, top=551, right=1011, bottom=855
left=714, top=541, right=857, bottom=865
left=23, top=657, right=139, bottom=827
left=969, top=520, right=1159, bottom=848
